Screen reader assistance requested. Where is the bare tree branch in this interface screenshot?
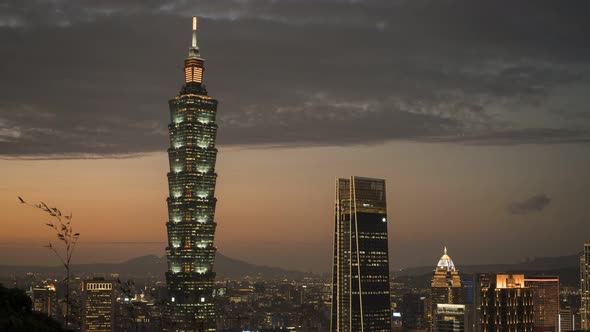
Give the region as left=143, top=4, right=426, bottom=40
left=19, top=196, right=80, bottom=328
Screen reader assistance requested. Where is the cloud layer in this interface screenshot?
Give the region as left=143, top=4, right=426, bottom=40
left=1, top=0, right=590, bottom=157
left=508, top=194, right=552, bottom=215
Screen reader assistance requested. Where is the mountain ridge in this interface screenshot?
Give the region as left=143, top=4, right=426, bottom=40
left=0, top=252, right=313, bottom=280
left=0, top=253, right=580, bottom=281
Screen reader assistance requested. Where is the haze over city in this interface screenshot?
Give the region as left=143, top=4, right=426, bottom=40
left=1, top=0, right=590, bottom=274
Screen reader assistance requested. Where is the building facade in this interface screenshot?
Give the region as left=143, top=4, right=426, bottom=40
left=433, top=304, right=472, bottom=332
left=559, top=306, right=582, bottom=332
left=480, top=274, right=534, bottom=332
left=582, top=242, right=590, bottom=331
left=330, top=177, right=392, bottom=332
left=164, top=17, right=219, bottom=332
left=525, top=276, right=559, bottom=332
left=81, top=278, right=114, bottom=332
left=401, top=293, right=429, bottom=331
left=31, top=285, right=57, bottom=318
left=473, top=273, right=492, bottom=332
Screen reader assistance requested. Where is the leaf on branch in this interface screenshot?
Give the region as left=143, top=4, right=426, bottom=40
left=74, top=233, right=80, bottom=237
left=18, top=196, right=25, bottom=204
left=45, top=223, right=54, bottom=227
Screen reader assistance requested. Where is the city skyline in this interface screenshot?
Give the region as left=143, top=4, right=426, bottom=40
left=1, top=2, right=589, bottom=332
left=1, top=1, right=590, bottom=274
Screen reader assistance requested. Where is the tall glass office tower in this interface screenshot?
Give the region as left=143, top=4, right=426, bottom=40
left=164, top=17, right=218, bottom=332
left=581, top=242, right=590, bottom=331
left=330, top=177, right=392, bottom=332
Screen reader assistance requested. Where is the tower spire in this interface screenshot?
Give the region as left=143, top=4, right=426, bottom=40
left=184, top=16, right=204, bottom=85
left=444, top=246, right=447, bottom=255
left=192, top=16, right=197, bottom=48
left=188, top=16, right=200, bottom=58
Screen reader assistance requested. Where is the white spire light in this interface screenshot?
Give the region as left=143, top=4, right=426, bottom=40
left=192, top=16, right=197, bottom=48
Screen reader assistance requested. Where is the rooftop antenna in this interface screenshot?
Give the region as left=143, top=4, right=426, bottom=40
left=192, top=16, right=198, bottom=48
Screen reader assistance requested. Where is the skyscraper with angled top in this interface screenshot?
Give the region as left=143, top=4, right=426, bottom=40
left=330, top=176, right=392, bottom=332
left=164, top=17, right=219, bottom=332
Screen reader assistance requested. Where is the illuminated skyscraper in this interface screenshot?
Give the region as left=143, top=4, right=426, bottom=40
left=429, top=247, right=463, bottom=329
left=581, top=242, right=590, bottom=330
left=82, top=278, right=114, bottom=332
left=31, top=285, right=57, bottom=318
left=480, top=274, right=534, bottom=332
left=164, top=17, right=219, bottom=332
left=525, top=276, right=559, bottom=332
left=330, top=177, right=392, bottom=332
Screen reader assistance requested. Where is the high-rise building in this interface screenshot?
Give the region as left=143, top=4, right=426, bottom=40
left=401, top=293, right=429, bottom=331
left=164, top=16, right=219, bottom=332
left=31, top=285, right=57, bottom=317
left=480, top=274, right=534, bottom=332
left=473, top=273, right=492, bottom=332
left=582, top=242, right=590, bottom=331
left=330, top=176, right=392, bottom=332
left=559, top=306, right=582, bottom=332
left=462, top=280, right=474, bottom=305
left=81, top=278, right=114, bottom=332
left=433, top=304, right=472, bottom=332
left=525, top=276, right=559, bottom=332
left=429, top=247, right=463, bottom=329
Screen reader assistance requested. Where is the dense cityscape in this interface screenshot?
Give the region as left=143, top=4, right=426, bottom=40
left=1, top=3, right=589, bottom=332
left=1, top=242, right=588, bottom=331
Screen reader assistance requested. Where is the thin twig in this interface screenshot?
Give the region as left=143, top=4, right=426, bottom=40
left=19, top=196, right=80, bottom=328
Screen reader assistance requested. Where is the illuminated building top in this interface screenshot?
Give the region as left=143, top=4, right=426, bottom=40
left=495, top=274, right=525, bottom=289
left=184, top=17, right=204, bottom=85
left=437, top=246, right=456, bottom=272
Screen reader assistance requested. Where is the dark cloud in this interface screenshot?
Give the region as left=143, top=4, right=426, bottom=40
left=507, top=194, right=552, bottom=216
left=1, top=0, right=589, bottom=157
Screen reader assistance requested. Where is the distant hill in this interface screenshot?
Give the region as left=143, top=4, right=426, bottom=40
left=1, top=253, right=580, bottom=284
left=394, top=254, right=580, bottom=277
left=393, top=254, right=580, bottom=288
left=394, top=267, right=579, bottom=289
left=0, top=252, right=314, bottom=280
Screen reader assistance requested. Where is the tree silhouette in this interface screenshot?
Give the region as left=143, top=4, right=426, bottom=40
left=18, top=197, right=80, bottom=329
left=0, top=283, right=71, bottom=331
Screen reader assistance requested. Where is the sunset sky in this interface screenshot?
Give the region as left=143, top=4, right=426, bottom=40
left=1, top=1, right=589, bottom=273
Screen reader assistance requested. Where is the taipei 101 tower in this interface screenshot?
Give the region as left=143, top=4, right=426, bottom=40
left=164, top=17, right=219, bottom=332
